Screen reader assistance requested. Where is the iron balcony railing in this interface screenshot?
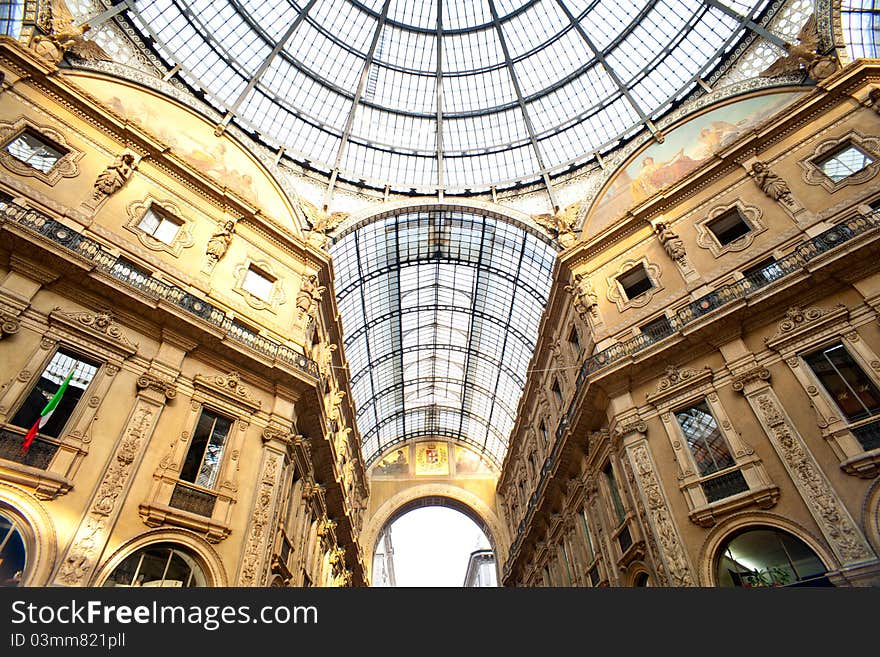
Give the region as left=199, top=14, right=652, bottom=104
left=0, top=427, right=58, bottom=469
left=169, top=481, right=217, bottom=517
left=0, top=201, right=319, bottom=379
left=850, top=417, right=880, bottom=451
left=506, top=210, right=880, bottom=570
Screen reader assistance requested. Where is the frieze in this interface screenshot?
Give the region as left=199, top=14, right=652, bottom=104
left=646, top=365, right=714, bottom=406
left=764, top=304, right=848, bottom=351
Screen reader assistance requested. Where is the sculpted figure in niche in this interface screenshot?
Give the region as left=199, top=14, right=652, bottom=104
left=297, top=274, right=326, bottom=318
left=564, top=272, right=599, bottom=321
left=92, top=152, right=135, bottom=201
left=205, top=219, right=236, bottom=268
left=750, top=161, right=793, bottom=203
left=654, top=222, right=687, bottom=262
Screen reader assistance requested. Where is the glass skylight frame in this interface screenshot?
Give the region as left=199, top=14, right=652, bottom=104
left=121, top=0, right=780, bottom=193
left=330, top=208, right=556, bottom=467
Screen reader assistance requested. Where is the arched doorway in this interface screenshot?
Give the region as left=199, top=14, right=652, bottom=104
left=715, top=526, right=831, bottom=587
left=372, top=497, right=496, bottom=587
left=101, top=542, right=210, bottom=587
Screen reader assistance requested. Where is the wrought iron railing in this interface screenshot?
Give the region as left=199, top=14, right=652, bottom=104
left=0, top=201, right=319, bottom=379
left=169, top=482, right=217, bottom=517
left=701, top=469, right=749, bottom=503
left=0, top=427, right=58, bottom=469
left=850, top=418, right=880, bottom=451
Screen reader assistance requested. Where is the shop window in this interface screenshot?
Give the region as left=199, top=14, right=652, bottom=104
left=716, top=527, right=829, bottom=587
left=102, top=543, right=208, bottom=587
left=0, top=513, right=26, bottom=587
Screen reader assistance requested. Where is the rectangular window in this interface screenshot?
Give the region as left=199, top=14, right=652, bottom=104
left=805, top=343, right=880, bottom=422
left=5, top=131, right=65, bottom=173
left=138, top=207, right=182, bottom=245
left=816, top=144, right=874, bottom=182
left=180, top=409, right=233, bottom=489
left=551, top=378, right=562, bottom=403
left=581, top=510, right=595, bottom=563
left=10, top=349, right=99, bottom=438
left=603, top=462, right=626, bottom=526
left=674, top=400, right=736, bottom=477
left=617, top=264, right=653, bottom=300
left=568, top=327, right=580, bottom=353
left=707, top=209, right=751, bottom=246
left=242, top=265, right=274, bottom=301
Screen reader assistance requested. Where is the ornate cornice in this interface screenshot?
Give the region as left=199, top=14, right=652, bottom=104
left=764, top=304, right=849, bottom=352
left=645, top=365, right=714, bottom=406
left=48, top=307, right=138, bottom=355
left=193, top=371, right=261, bottom=412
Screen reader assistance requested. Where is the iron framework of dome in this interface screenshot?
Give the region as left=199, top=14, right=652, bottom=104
left=330, top=209, right=556, bottom=467
left=120, top=0, right=784, bottom=196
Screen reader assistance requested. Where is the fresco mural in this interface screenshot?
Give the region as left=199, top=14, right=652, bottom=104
left=453, top=445, right=494, bottom=474
left=585, top=91, right=804, bottom=237
left=372, top=447, right=409, bottom=476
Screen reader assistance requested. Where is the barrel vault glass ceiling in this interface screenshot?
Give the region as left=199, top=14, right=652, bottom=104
left=122, top=0, right=781, bottom=194
left=330, top=209, right=556, bottom=467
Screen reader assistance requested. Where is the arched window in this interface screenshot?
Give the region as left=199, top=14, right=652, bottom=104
left=102, top=543, right=208, bottom=587
left=716, top=527, right=830, bottom=587
left=0, top=512, right=26, bottom=587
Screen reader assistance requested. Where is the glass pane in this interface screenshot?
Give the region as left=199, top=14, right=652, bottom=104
left=716, top=528, right=827, bottom=587
left=0, top=513, right=26, bottom=587
left=675, top=400, right=735, bottom=476
left=242, top=268, right=274, bottom=300
left=819, top=146, right=873, bottom=182
left=103, top=543, right=207, bottom=587
left=9, top=350, right=99, bottom=438
left=805, top=344, right=880, bottom=421
left=138, top=209, right=161, bottom=236
left=5, top=132, right=64, bottom=173
left=196, top=415, right=232, bottom=489
left=153, top=217, right=180, bottom=244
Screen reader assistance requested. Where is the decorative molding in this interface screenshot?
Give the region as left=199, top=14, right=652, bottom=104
left=135, top=373, right=177, bottom=400
left=764, top=304, right=848, bottom=350
left=695, top=200, right=766, bottom=258
left=0, top=313, right=20, bottom=339
left=124, top=197, right=195, bottom=257
left=232, top=259, right=286, bottom=312
left=731, top=366, right=771, bottom=392
left=203, top=218, right=236, bottom=273
left=238, top=452, right=282, bottom=586
left=752, top=392, right=873, bottom=565
left=0, top=117, right=83, bottom=185
left=646, top=365, right=714, bottom=406
left=628, top=442, right=695, bottom=586
left=748, top=160, right=802, bottom=215
left=82, top=150, right=137, bottom=213
left=798, top=130, right=880, bottom=192
left=193, top=371, right=261, bottom=412
left=48, top=307, right=138, bottom=355
left=564, top=272, right=600, bottom=325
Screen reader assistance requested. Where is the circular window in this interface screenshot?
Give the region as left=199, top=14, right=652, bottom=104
left=0, top=512, right=27, bottom=587
left=716, top=527, right=829, bottom=587
left=103, top=543, right=208, bottom=588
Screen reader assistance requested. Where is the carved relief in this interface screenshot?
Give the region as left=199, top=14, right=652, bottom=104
left=748, top=160, right=802, bottom=216
left=49, top=307, right=139, bottom=354
left=0, top=118, right=84, bottom=185
left=564, top=272, right=600, bottom=324
left=731, top=366, right=771, bottom=392
left=0, top=313, right=20, bottom=339
left=56, top=402, right=159, bottom=585
left=754, top=394, right=873, bottom=564
left=764, top=304, right=844, bottom=346
left=203, top=219, right=236, bottom=272
left=296, top=274, right=326, bottom=322
left=239, top=453, right=281, bottom=586
left=136, top=373, right=177, bottom=400
left=654, top=222, right=687, bottom=265
left=193, top=371, right=261, bottom=411
left=87, top=152, right=137, bottom=211
left=629, top=443, right=695, bottom=585
left=759, top=14, right=839, bottom=81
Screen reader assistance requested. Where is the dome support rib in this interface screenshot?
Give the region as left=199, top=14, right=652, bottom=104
left=553, top=0, right=662, bottom=142
left=704, top=0, right=788, bottom=48
left=436, top=0, right=445, bottom=198
left=487, top=0, right=559, bottom=213
left=325, top=0, right=393, bottom=209
left=216, top=0, right=319, bottom=134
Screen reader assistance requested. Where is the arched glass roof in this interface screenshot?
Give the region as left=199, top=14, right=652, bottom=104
left=122, top=0, right=778, bottom=194
left=329, top=209, right=556, bottom=467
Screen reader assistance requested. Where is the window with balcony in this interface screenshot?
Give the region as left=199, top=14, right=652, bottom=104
left=180, top=409, right=233, bottom=490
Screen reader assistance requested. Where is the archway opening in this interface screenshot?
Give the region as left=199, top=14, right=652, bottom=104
left=373, top=503, right=495, bottom=587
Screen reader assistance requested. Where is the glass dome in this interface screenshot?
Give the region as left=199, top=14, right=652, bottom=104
left=122, top=0, right=778, bottom=194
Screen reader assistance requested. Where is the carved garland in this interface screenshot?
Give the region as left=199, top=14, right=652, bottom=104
left=239, top=453, right=280, bottom=586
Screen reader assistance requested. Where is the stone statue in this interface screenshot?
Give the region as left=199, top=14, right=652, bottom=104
left=760, top=14, right=839, bottom=81
left=564, top=272, right=599, bottom=322
left=31, top=0, right=108, bottom=63
left=532, top=202, right=580, bottom=247
left=91, top=152, right=135, bottom=201
left=205, top=219, right=236, bottom=268
left=296, top=273, right=326, bottom=318
left=750, top=161, right=793, bottom=204
left=654, top=222, right=687, bottom=262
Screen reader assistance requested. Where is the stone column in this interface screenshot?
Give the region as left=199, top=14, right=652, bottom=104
left=621, top=427, right=696, bottom=586
left=236, top=427, right=292, bottom=586
left=52, top=373, right=176, bottom=586
left=734, top=369, right=875, bottom=567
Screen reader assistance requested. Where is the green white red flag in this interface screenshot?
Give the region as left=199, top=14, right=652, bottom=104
left=21, top=368, right=75, bottom=454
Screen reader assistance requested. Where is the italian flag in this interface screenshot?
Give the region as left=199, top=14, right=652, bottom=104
left=21, top=368, right=76, bottom=454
